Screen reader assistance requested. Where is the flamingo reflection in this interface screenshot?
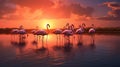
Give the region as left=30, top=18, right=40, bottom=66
left=11, top=34, right=27, bottom=53
left=53, top=29, right=63, bottom=50
left=32, top=33, right=48, bottom=54
left=77, top=35, right=83, bottom=47
left=89, top=34, right=95, bottom=48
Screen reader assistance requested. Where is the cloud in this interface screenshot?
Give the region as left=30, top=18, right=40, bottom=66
left=0, top=0, right=94, bottom=20
left=41, top=3, right=94, bottom=19
left=0, top=0, right=16, bottom=19
left=11, top=0, right=54, bottom=10
left=103, top=2, right=120, bottom=9
left=97, top=2, right=120, bottom=21
left=70, top=4, right=94, bottom=17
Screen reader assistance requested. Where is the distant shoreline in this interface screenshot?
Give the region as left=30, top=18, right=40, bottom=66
left=0, top=27, right=120, bottom=34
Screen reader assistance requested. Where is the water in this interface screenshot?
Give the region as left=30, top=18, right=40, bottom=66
left=0, top=34, right=120, bottom=67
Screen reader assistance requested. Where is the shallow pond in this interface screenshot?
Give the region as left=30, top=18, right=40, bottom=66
left=0, top=34, right=120, bottom=67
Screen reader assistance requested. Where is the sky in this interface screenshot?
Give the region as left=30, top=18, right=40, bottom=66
left=0, top=0, right=120, bottom=29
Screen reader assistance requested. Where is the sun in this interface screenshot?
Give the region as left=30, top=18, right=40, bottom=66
left=39, top=19, right=55, bottom=29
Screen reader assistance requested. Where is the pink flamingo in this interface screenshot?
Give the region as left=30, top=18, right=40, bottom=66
left=18, top=25, right=27, bottom=40
left=76, top=27, right=84, bottom=34
left=88, top=24, right=96, bottom=48
left=11, top=29, right=19, bottom=34
left=34, top=24, right=50, bottom=51
left=62, top=24, right=74, bottom=45
left=75, top=23, right=86, bottom=46
left=34, top=30, right=48, bottom=51
left=89, top=24, right=95, bottom=34
left=53, top=29, right=62, bottom=34
left=35, top=24, right=50, bottom=36
left=76, top=23, right=86, bottom=34
left=18, top=25, right=26, bottom=34
left=62, top=29, right=73, bottom=36
left=18, top=29, right=26, bottom=34
left=31, top=26, right=39, bottom=35
left=35, top=30, right=48, bottom=36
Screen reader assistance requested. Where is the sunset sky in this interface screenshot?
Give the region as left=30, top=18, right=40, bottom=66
left=0, top=0, right=120, bottom=29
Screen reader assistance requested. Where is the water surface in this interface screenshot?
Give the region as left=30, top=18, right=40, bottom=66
left=0, top=34, right=120, bottom=67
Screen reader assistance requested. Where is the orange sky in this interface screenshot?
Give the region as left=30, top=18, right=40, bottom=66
left=0, top=0, right=120, bottom=29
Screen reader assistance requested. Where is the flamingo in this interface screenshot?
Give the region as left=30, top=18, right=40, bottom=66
left=34, top=24, right=50, bottom=37
left=88, top=24, right=96, bottom=48
left=46, top=24, right=50, bottom=33
left=89, top=24, right=95, bottom=34
left=62, top=30, right=73, bottom=52
left=53, top=29, right=62, bottom=44
left=75, top=23, right=86, bottom=47
left=76, top=23, right=86, bottom=34
left=34, top=24, right=50, bottom=51
left=18, top=25, right=26, bottom=34
left=11, top=25, right=26, bottom=40
left=70, top=24, right=75, bottom=32
left=11, top=29, right=19, bottom=34
left=53, top=29, right=62, bottom=34
left=65, top=23, right=70, bottom=29
left=34, top=30, right=48, bottom=52
left=76, top=27, right=84, bottom=34
left=35, top=30, right=48, bottom=36
left=62, top=29, right=73, bottom=36
left=17, top=25, right=28, bottom=40
left=31, top=26, right=39, bottom=35
left=18, top=29, right=26, bottom=34
left=62, top=24, right=74, bottom=46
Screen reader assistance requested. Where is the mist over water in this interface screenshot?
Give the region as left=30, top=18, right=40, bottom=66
left=0, top=34, right=120, bottom=67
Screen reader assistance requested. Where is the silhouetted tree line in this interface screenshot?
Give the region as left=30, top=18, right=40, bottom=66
left=0, top=27, right=120, bottom=34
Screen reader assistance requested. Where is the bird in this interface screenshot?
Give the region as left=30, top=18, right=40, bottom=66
left=53, top=29, right=62, bottom=34
left=76, top=27, right=84, bottom=34
left=62, top=25, right=74, bottom=45
left=34, top=24, right=50, bottom=52
left=18, top=25, right=26, bottom=34
left=46, top=24, right=50, bottom=33
left=62, top=29, right=73, bottom=36
left=11, top=29, right=19, bottom=34
left=76, top=23, right=86, bottom=34
left=35, top=30, right=48, bottom=36
left=53, top=29, right=63, bottom=50
left=31, top=30, right=37, bottom=35
left=89, top=24, right=95, bottom=34
left=31, top=26, right=39, bottom=35
left=34, top=30, right=48, bottom=53
left=18, top=29, right=26, bottom=34
left=88, top=24, right=96, bottom=48
left=35, top=24, right=50, bottom=35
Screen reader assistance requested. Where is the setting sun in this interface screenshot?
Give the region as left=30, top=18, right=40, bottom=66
left=39, top=19, right=56, bottom=29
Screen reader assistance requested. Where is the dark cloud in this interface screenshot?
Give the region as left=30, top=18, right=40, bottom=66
left=104, top=2, right=120, bottom=9
left=11, top=0, right=54, bottom=10
left=41, top=3, right=94, bottom=19
left=97, top=2, right=120, bottom=21
left=97, top=16, right=120, bottom=21
left=70, top=4, right=94, bottom=17
left=0, top=0, right=16, bottom=19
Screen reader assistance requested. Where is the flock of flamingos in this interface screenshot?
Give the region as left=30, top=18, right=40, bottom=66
left=11, top=23, right=95, bottom=36
left=10, top=23, right=96, bottom=52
